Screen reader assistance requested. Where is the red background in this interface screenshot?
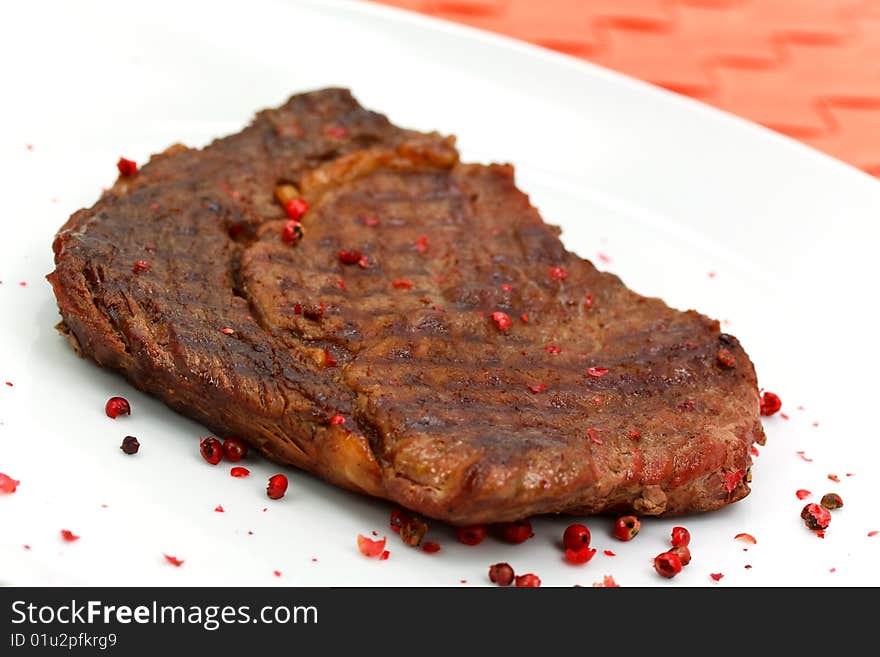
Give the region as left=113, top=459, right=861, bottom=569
left=371, top=0, right=880, bottom=178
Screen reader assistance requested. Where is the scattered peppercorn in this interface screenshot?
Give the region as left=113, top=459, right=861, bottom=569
left=281, top=219, right=304, bottom=244
left=565, top=546, right=597, bottom=565
left=455, top=525, right=488, bottom=546
left=230, top=466, right=250, bottom=478
left=390, top=509, right=412, bottom=534
left=132, top=260, right=151, bottom=274
left=338, top=250, right=362, bottom=265
left=671, top=545, right=691, bottom=566
left=267, top=474, right=289, bottom=500
left=357, top=534, right=386, bottom=558
left=515, top=573, right=541, bottom=587
left=284, top=197, right=308, bottom=221
left=164, top=554, right=184, bottom=567
left=491, top=311, right=511, bottom=331
left=117, top=157, right=138, bottom=177
left=562, top=524, right=591, bottom=551
left=488, top=562, right=515, bottom=586
left=223, top=437, right=248, bottom=463
left=587, top=366, right=609, bottom=378
left=801, top=503, right=831, bottom=530
left=734, top=532, right=757, bottom=544
left=199, top=437, right=224, bottom=465
left=759, top=391, right=782, bottom=416
left=498, top=519, right=533, bottom=544
left=653, top=552, right=683, bottom=578
left=612, top=516, right=640, bottom=541
left=549, top=266, right=568, bottom=281
left=820, top=493, right=843, bottom=510
left=60, top=529, right=80, bottom=543
left=105, top=396, right=131, bottom=419
left=0, top=472, right=20, bottom=494
left=671, top=526, right=690, bottom=547
left=330, top=414, right=346, bottom=425
left=422, top=541, right=441, bottom=553
left=120, top=435, right=140, bottom=455
left=399, top=514, right=429, bottom=547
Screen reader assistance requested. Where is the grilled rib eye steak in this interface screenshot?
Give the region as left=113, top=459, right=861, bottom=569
left=48, top=88, right=764, bottom=524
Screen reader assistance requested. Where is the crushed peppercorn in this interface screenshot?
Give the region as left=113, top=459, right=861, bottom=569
left=117, top=157, right=138, bottom=177
left=759, top=391, right=782, bottom=416
left=820, top=493, right=843, bottom=510
left=801, top=503, right=831, bottom=530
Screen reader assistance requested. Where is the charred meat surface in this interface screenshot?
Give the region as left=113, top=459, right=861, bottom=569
left=48, top=88, right=764, bottom=524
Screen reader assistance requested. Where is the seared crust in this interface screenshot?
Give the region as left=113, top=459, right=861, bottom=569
left=48, top=88, right=764, bottom=523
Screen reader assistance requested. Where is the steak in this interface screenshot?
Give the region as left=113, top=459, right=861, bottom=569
left=48, top=88, right=764, bottom=524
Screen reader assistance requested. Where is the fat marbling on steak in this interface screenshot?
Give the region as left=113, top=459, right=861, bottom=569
left=48, top=88, right=765, bottom=524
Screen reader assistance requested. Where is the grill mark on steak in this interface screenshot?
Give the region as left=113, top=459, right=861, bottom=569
left=48, top=88, right=764, bottom=523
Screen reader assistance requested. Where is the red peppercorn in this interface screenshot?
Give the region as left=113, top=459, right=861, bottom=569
left=60, top=529, right=80, bottom=542
left=488, top=562, right=515, bottom=586
left=132, top=260, right=151, bottom=274
left=105, top=396, right=131, bottom=419
left=267, top=474, right=289, bottom=500
left=391, top=279, right=413, bottom=290
left=549, top=266, right=568, bottom=281
left=671, top=544, right=691, bottom=566
left=801, top=503, right=831, bottom=530
left=284, top=197, right=309, bottom=221
left=357, top=534, right=386, bottom=558
left=456, top=525, right=488, bottom=546
left=223, top=437, right=248, bottom=462
left=199, top=437, right=224, bottom=465
left=654, top=551, right=683, bottom=578
left=671, top=526, right=690, bottom=547
left=117, top=157, right=138, bottom=177
left=498, top=519, right=533, bottom=544
left=338, top=250, right=362, bottom=265
left=492, top=311, right=511, bottom=331
left=760, top=391, right=782, bottom=416
left=281, top=219, right=304, bottom=244
left=587, top=366, right=609, bottom=378
left=422, top=541, right=441, bottom=553
left=565, top=546, right=597, bottom=565
left=330, top=414, right=346, bottom=425
left=515, top=573, right=541, bottom=587
left=230, top=466, right=250, bottom=478
left=0, top=472, right=20, bottom=494
left=612, top=516, right=640, bottom=541
left=390, top=508, right=412, bottom=534
left=562, top=524, right=591, bottom=551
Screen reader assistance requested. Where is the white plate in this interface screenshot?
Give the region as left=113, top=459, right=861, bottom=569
left=1, top=0, right=879, bottom=587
